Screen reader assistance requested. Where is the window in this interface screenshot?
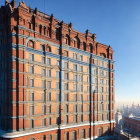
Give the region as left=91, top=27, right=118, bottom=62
left=56, top=94, right=59, bottom=101
left=73, top=84, right=77, bottom=91
left=30, top=93, right=34, bottom=101
left=73, top=64, right=77, bottom=71
left=64, top=62, right=68, bottom=69
left=74, top=74, right=77, bottom=81
left=40, top=45, right=45, bottom=51
left=47, top=105, right=51, bottom=113
left=47, top=27, right=51, bottom=37
left=71, top=131, right=76, bottom=140
left=39, top=25, right=42, bottom=34
left=56, top=82, right=59, bottom=89
left=47, top=81, right=51, bottom=89
left=79, top=66, right=83, bottom=72
left=47, top=58, right=51, bottom=65
left=42, top=105, right=46, bottom=114
left=47, top=93, right=51, bottom=101
left=100, top=87, right=104, bottom=93
left=64, top=73, right=68, bottom=80
left=87, top=76, right=89, bottom=82
left=64, top=94, right=68, bottom=101
left=64, top=83, right=68, bottom=90
left=98, top=127, right=103, bottom=136
left=44, top=27, right=46, bottom=35
left=42, top=118, right=46, bottom=126
left=55, top=29, right=59, bottom=40
left=73, top=94, right=77, bottom=101
left=73, top=115, right=77, bottom=123
left=64, top=132, right=69, bottom=140
left=79, top=85, right=83, bottom=92
left=43, top=135, right=46, bottom=140
left=42, top=69, right=46, bottom=76
left=54, top=134, right=58, bottom=140
left=29, top=65, right=34, bottom=73
left=65, top=115, right=68, bottom=124
left=29, top=22, right=31, bottom=29
left=79, top=95, right=83, bottom=101
left=30, top=119, right=34, bottom=128
left=42, top=93, right=46, bottom=102
left=78, top=75, right=83, bottom=82
left=87, top=57, right=89, bottom=63
left=48, top=135, right=52, bottom=140
left=100, top=61, right=104, bottom=67
left=64, top=104, right=69, bottom=113
left=56, top=60, right=59, bottom=66
left=87, top=95, right=90, bottom=101
left=30, top=106, right=34, bottom=115
left=73, top=53, right=77, bottom=59
left=106, top=95, right=109, bottom=101
left=100, top=79, right=104, bottom=84
left=30, top=79, right=34, bottom=87
left=100, top=70, right=104, bottom=76
left=79, top=55, right=83, bottom=61
left=56, top=71, right=59, bottom=78
left=87, top=104, right=90, bottom=112
left=80, top=129, right=85, bottom=139
left=42, top=80, right=46, bottom=88
left=74, top=37, right=80, bottom=48
left=47, top=69, right=51, bottom=77
left=87, top=86, right=89, bottom=92
left=56, top=49, right=59, bottom=54
left=83, top=42, right=86, bottom=51
left=42, top=57, right=45, bottom=64
left=29, top=54, right=34, bottom=61
left=106, top=104, right=109, bottom=110
left=48, top=117, right=51, bottom=125
left=73, top=105, right=77, bottom=112
left=64, top=50, right=68, bottom=57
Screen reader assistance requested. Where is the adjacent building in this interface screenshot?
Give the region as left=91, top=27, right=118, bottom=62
left=0, top=0, right=115, bottom=139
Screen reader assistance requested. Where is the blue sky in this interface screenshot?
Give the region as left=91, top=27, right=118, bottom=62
left=1, top=0, right=140, bottom=103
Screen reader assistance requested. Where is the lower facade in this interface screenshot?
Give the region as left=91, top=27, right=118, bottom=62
left=0, top=122, right=115, bottom=140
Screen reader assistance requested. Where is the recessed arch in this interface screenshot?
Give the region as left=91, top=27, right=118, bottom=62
left=74, top=36, right=80, bottom=48
left=27, top=40, right=34, bottom=48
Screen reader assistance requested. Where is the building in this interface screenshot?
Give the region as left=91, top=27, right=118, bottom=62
left=0, top=0, right=115, bottom=139
left=114, top=111, right=140, bottom=140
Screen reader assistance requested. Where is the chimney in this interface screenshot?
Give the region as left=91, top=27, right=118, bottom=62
left=5, top=0, right=9, bottom=6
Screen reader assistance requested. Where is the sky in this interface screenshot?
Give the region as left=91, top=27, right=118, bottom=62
left=1, top=0, right=140, bottom=105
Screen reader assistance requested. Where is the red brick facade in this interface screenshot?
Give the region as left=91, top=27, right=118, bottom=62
left=0, top=0, right=115, bottom=140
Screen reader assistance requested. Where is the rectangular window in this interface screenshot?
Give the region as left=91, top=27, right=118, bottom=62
left=30, top=79, right=34, bottom=87
left=42, top=105, right=46, bottom=114
left=47, top=105, right=51, bottom=113
left=47, top=58, right=51, bottom=65
left=42, top=57, right=45, bottom=64
left=65, top=115, right=68, bottom=124
left=48, top=117, right=51, bottom=125
left=73, top=53, right=77, bottom=59
left=79, top=85, right=83, bottom=92
left=64, top=83, right=68, bottom=90
left=79, top=75, right=83, bottom=82
left=47, top=81, right=51, bottom=89
left=56, top=94, right=59, bottom=101
left=64, top=62, right=68, bottom=69
left=73, top=64, right=77, bottom=71
left=56, top=71, right=59, bottom=78
left=30, top=106, right=34, bottom=115
left=42, top=69, right=46, bottom=76
left=42, top=80, right=46, bottom=88
left=64, top=94, right=68, bottom=101
left=29, top=65, right=34, bottom=73
left=73, top=94, right=77, bottom=101
left=74, top=84, right=77, bottom=91
left=79, top=55, right=83, bottom=61
left=47, top=93, right=51, bottom=101
left=29, top=54, right=34, bottom=61
left=79, top=66, right=83, bottom=72
left=56, top=82, right=59, bottom=89
left=64, top=73, right=68, bottom=80
left=64, top=50, right=68, bottom=57
left=30, top=93, right=34, bottom=101
left=74, top=74, right=77, bottom=81
left=47, top=69, right=51, bottom=77
left=56, top=60, right=59, bottom=66
left=40, top=45, right=45, bottom=51
left=56, top=49, right=59, bottom=54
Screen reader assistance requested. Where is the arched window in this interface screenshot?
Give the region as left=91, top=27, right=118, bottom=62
left=28, top=40, right=34, bottom=48
left=44, top=27, right=46, bottom=35
left=39, top=25, right=42, bottom=34
left=29, top=22, right=31, bottom=29
left=28, top=138, right=36, bottom=140
left=83, top=42, right=86, bottom=51
left=89, top=43, right=93, bottom=53
left=65, top=35, right=70, bottom=46
left=47, top=27, right=51, bottom=37
left=46, top=45, right=51, bottom=52
left=55, top=29, right=59, bottom=40
left=74, top=37, right=80, bottom=48
left=98, top=127, right=103, bottom=137
left=100, top=53, right=106, bottom=58
left=48, top=135, right=52, bottom=140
